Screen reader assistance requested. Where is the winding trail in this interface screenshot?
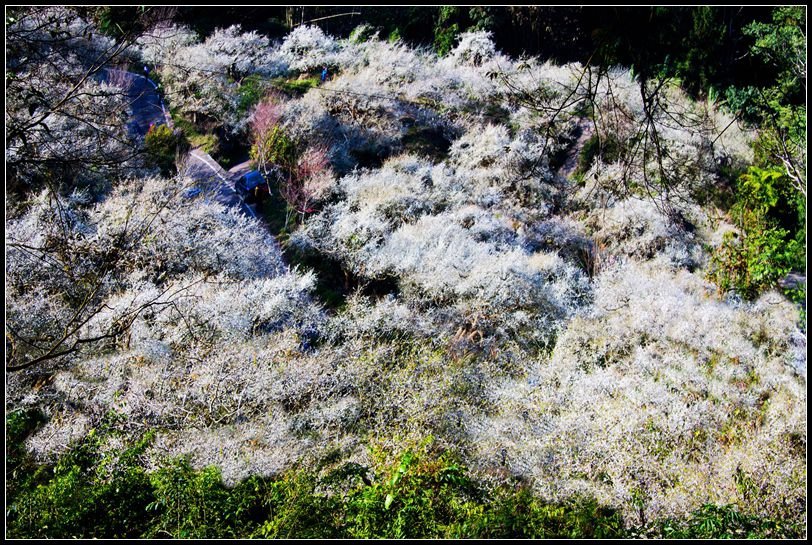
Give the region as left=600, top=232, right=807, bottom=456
left=111, top=68, right=285, bottom=260
left=184, top=149, right=257, bottom=220
left=103, top=68, right=172, bottom=136
left=557, top=118, right=594, bottom=179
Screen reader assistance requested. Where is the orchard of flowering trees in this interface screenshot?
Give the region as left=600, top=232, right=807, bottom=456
left=5, top=6, right=807, bottom=539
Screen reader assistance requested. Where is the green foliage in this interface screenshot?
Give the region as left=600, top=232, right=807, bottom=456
left=672, top=6, right=728, bottom=96
left=728, top=7, right=805, bottom=223
left=727, top=7, right=805, bottom=138
left=707, top=6, right=806, bottom=302
left=255, top=471, right=341, bottom=538
left=236, top=74, right=266, bottom=116
left=7, top=414, right=157, bottom=538
left=460, top=489, right=625, bottom=539
left=433, top=23, right=460, bottom=57
left=643, top=503, right=804, bottom=539
left=6, top=423, right=805, bottom=539
left=340, top=447, right=477, bottom=538
left=468, top=6, right=495, bottom=32
left=82, top=6, right=151, bottom=38
left=144, top=123, right=187, bottom=175
left=431, top=5, right=497, bottom=57
left=349, top=24, right=377, bottom=44
left=6, top=408, right=46, bottom=446
left=736, top=165, right=804, bottom=232
left=169, top=110, right=220, bottom=155
left=708, top=166, right=804, bottom=299
left=269, top=75, right=321, bottom=97
left=147, top=460, right=263, bottom=538
left=387, top=28, right=402, bottom=43
left=251, top=125, right=297, bottom=169
left=188, top=132, right=220, bottom=155
left=744, top=6, right=806, bottom=103
left=6, top=408, right=47, bottom=499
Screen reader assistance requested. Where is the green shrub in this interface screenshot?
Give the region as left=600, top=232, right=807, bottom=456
left=144, top=124, right=187, bottom=175
left=388, top=28, right=402, bottom=43
left=708, top=226, right=797, bottom=298
left=251, top=125, right=297, bottom=169
left=433, top=23, right=460, bottom=56
left=6, top=408, right=47, bottom=499
left=237, top=74, right=266, bottom=116
left=433, top=5, right=462, bottom=56
left=708, top=166, right=805, bottom=299
left=642, top=503, right=804, bottom=539
left=169, top=112, right=219, bottom=155
left=5, top=426, right=805, bottom=539
left=255, top=471, right=341, bottom=538
left=6, top=408, right=45, bottom=446
left=270, top=76, right=321, bottom=97
left=188, top=132, right=219, bottom=155
left=147, top=459, right=263, bottom=539
left=7, top=417, right=156, bottom=538
left=349, top=24, right=377, bottom=44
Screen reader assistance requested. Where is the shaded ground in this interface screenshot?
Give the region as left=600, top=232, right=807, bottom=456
left=557, top=118, right=595, bottom=179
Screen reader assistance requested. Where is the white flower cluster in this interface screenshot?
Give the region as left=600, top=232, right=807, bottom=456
left=584, top=197, right=701, bottom=268
left=138, top=25, right=285, bottom=131
left=464, top=259, right=806, bottom=523
left=293, top=143, right=587, bottom=349
left=276, top=24, right=350, bottom=72
left=7, top=8, right=137, bottom=187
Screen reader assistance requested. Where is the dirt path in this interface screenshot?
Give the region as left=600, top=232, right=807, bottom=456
left=558, top=119, right=595, bottom=179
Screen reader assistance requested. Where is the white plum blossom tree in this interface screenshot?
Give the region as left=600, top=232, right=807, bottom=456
left=6, top=6, right=151, bottom=191
left=139, top=24, right=285, bottom=131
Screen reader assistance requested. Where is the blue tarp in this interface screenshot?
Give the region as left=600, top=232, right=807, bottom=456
left=241, top=170, right=265, bottom=190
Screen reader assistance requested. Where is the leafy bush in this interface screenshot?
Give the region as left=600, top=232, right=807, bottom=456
left=270, top=75, right=321, bottom=97
left=7, top=416, right=157, bottom=538
left=433, top=23, right=460, bottom=57
left=147, top=460, right=253, bottom=538
left=708, top=224, right=799, bottom=298
left=251, top=125, right=296, bottom=169
left=144, top=123, right=187, bottom=175
left=708, top=166, right=804, bottom=298
left=9, top=425, right=802, bottom=539
left=237, top=74, right=267, bottom=116
left=349, top=23, right=378, bottom=44
left=640, top=503, right=805, bottom=539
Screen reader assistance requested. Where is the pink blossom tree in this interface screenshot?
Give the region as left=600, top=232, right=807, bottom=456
left=250, top=95, right=331, bottom=228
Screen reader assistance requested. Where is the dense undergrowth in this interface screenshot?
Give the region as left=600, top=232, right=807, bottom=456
left=7, top=409, right=802, bottom=539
